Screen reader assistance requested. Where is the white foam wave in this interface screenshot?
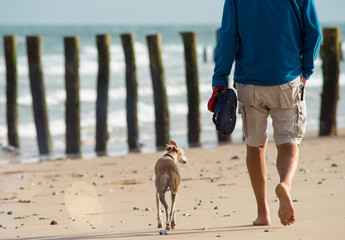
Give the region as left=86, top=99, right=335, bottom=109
left=162, top=44, right=184, bottom=54
left=46, top=90, right=66, bottom=105
left=110, top=61, right=125, bottom=73
left=18, top=122, right=36, bottom=138
left=0, top=59, right=4, bottom=74
left=80, top=60, right=98, bottom=75
left=80, top=89, right=97, bottom=102
left=138, top=85, right=153, bottom=97
left=109, top=87, right=126, bottom=101
left=169, top=103, right=187, bottom=115
left=138, top=102, right=154, bottom=123
left=42, top=54, right=64, bottom=75
left=81, top=112, right=96, bottom=128
left=49, top=120, right=65, bottom=136
left=340, top=73, right=345, bottom=85
left=110, top=45, right=123, bottom=56
left=18, top=94, right=32, bottom=106
left=17, top=57, right=29, bottom=76
left=166, top=84, right=187, bottom=96
left=81, top=45, right=97, bottom=57
left=108, top=110, right=126, bottom=127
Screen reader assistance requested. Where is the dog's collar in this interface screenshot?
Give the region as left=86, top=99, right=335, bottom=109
left=163, top=153, right=175, bottom=161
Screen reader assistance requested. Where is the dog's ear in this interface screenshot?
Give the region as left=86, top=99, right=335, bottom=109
left=166, top=143, right=178, bottom=152
left=165, top=144, right=173, bottom=151
left=169, top=140, right=178, bottom=147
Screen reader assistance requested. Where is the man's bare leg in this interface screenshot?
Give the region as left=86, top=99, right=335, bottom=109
left=246, top=144, right=271, bottom=226
left=275, top=142, right=299, bottom=226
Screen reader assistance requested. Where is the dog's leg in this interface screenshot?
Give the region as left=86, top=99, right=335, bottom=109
left=170, top=192, right=177, bottom=229
left=159, top=191, right=170, bottom=230
left=156, top=191, right=162, bottom=228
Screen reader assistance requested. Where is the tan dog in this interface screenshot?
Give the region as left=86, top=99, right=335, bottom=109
left=154, top=140, right=188, bottom=230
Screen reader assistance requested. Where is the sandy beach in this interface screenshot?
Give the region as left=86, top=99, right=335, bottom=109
left=0, top=132, right=344, bottom=240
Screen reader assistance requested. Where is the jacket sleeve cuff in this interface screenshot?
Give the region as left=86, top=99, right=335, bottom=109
left=302, top=69, right=313, bottom=80
left=212, top=76, right=229, bottom=87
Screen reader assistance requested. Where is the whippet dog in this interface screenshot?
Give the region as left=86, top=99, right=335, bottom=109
left=154, top=140, right=188, bottom=230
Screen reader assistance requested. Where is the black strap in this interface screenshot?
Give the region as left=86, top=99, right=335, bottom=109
left=163, top=153, right=175, bottom=161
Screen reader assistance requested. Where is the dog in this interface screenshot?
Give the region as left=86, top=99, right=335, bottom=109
left=154, top=140, right=188, bottom=230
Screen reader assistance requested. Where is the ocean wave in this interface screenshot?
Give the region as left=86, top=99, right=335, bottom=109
left=18, top=94, right=33, bottom=106
left=138, top=86, right=153, bottom=97
left=138, top=101, right=154, bottom=123
left=46, top=90, right=66, bottom=105
left=18, top=122, right=36, bottom=138
left=80, top=89, right=97, bottom=102
left=109, top=87, right=126, bottom=101
left=169, top=103, right=188, bottom=114
left=108, top=110, right=126, bottom=127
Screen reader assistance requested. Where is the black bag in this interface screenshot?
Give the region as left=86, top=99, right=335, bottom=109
left=212, top=88, right=237, bottom=136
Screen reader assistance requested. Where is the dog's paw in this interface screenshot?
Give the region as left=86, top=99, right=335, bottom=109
left=171, top=223, right=176, bottom=229
left=157, top=223, right=162, bottom=228
left=165, top=225, right=171, bottom=231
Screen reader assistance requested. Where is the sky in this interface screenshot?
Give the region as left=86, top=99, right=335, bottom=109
left=0, top=0, right=344, bottom=25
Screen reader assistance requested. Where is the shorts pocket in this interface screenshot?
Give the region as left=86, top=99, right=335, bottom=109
left=279, top=78, right=301, bottom=108
left=296, top=102, right=307, bottom=138
left=235, top=83, right=254, bottom=105
left=238, top=104, right=249, bottom=139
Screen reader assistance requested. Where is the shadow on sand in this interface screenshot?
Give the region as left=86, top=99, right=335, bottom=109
left=12, top=224, right=283, bottom=240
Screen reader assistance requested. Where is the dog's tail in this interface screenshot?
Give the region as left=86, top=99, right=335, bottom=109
left=169, top=170, right=180, bottom=195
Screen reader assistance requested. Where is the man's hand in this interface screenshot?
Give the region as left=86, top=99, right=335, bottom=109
left=300, top=75, right=307, bottom=87
left=208, top=86, right=227, bottom=112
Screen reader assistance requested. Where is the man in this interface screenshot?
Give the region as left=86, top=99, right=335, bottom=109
left=211, top=0, right=322, bottom=226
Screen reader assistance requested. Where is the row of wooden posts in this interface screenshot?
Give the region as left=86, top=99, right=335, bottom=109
left=3, top=31, right=205, bottom=157
left=2, top=27, right=342, bottom=158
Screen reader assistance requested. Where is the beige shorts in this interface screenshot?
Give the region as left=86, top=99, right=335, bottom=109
left=235, top=78, right=307, bottom=147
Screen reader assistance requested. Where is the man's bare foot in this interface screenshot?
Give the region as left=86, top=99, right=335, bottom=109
left=253, top=216, right=271, bottom=226
left=275, top=182, right=295, bottom=226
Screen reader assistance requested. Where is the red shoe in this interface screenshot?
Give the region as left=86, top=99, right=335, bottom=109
left=207, top=87, right=227, bottom=112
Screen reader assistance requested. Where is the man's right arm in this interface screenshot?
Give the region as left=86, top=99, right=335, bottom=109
left=212, top=0, right=238, bottom=87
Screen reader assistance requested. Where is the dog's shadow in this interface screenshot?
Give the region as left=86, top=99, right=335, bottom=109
left=14, top=225, right=283, bottom=240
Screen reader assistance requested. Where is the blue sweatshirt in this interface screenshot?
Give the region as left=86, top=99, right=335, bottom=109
left=212, top=0, right=322, bottom=87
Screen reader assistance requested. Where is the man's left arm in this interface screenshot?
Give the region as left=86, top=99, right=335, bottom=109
left=301, top=0, right=322, bottom=80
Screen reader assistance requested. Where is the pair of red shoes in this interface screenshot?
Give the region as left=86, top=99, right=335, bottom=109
left=207, top=86, right=237, bottom=136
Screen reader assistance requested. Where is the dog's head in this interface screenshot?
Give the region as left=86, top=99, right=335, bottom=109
left=165, top=140, right=188, bottom=164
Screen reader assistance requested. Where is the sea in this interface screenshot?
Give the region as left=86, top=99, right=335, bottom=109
left=0, top=24, right=345, bottom=163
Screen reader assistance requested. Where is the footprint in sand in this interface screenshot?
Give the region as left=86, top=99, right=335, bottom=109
left=64, top=181, right=103, bottom=229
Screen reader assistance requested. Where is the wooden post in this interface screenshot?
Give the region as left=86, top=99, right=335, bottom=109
left=95, top=34, right=111, bottom=156
left=121, top=33, right=139, bottom=151
left=26, top=36, right=52, bottom=155
left=214, top=29, right=219, bottom=60
left=319, top=28, right=340, bottom=136
left=203, top=46, right=207, bottom=63
left=218, top=131, right=231, bottom=143
left=146, top=34, right=170, bottom=149
left=64, top=37, right=81, bottom=157
left=4, top=35, right=20, bottom=149
left=181, top=32, right=201, bottom=147
left=340, top=41, right=343, bottom=61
